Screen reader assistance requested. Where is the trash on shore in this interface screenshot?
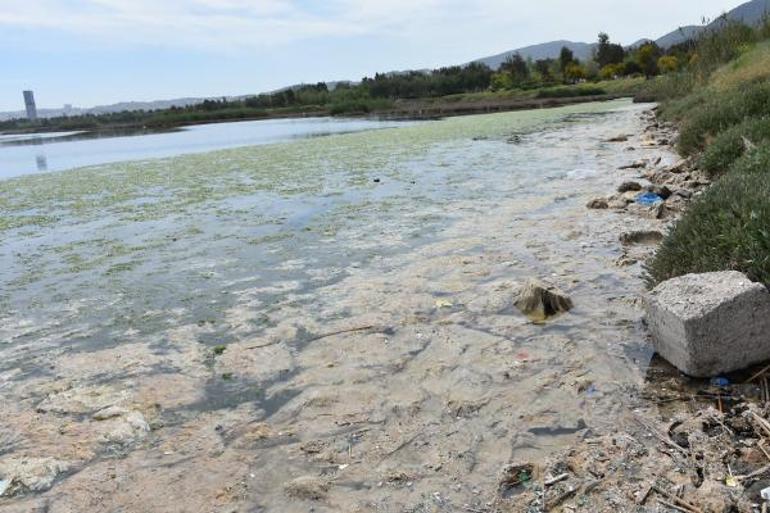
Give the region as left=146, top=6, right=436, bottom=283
left=636, top=191, right=664, bottom=205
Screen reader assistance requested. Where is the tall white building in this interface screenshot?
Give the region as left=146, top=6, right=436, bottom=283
left=23, top=90, right=38, bottom=120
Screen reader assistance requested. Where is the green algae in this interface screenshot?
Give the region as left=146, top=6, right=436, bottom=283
left=0, top=100, right=628, bottom=234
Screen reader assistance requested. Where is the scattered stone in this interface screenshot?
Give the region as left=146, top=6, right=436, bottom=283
left=607, top=196, right=631, bottom=209
left=586, top=198, right=609, bottom=209
left=667, top=159, right=690, bottom=174
left=103, top=411, right=151, bottom=444
left=0, top=457, right=70, bottom=496
left=619, top=160, right=647, bottom=170
left=606, top=135, right=629, bottom=142
left=619, top=230, right=664, bottom=245
left=645, top=271, right=770, bottom=377
left=285, top=476, right=329, bottom=501
left=92, top=405, right=128, bottom=421
left=514, top=279, right=573, bottom=322
left=617, top=181, right=642, bottom=193
left=646, top=184, right=672, bottom=199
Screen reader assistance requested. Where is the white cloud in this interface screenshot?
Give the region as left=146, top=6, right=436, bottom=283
left=0, top=0, right=752, bottom=55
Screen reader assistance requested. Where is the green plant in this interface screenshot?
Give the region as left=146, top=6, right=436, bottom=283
left=731, top=142, right=770, bottom=176
left=677, top=80, right=770, bottom=155
left=700, top=117, right=770, bottom=175
left=646, top=158, right=770, bottom=287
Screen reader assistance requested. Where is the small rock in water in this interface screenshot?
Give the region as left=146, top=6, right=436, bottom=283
left=514, top=279, right=573, bottom=322
left=0, top=457, right=70, bottom=496
left=619, top=160, right=647, bottom=170
left=586, top=198, right=609, bottom=209
left=285, top=476, right=329, bottom=501
left=617, top=181, right=642, bottom=193
left=606, top=135, right=628, bottom=142
left=92, top=405, right=128, bottom=421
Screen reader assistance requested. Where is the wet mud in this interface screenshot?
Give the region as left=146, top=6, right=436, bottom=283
left=0, top=100, right=680, bottom=512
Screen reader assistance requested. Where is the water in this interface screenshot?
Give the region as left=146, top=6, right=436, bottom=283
left=0, top=116, right=412, bottom=179
left=0, top=99, right=676, bottom=512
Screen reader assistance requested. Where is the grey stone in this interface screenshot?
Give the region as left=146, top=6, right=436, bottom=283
left=514, top=279, right=573, bottom=322
left=645, top=271, right=770, bottom=377
left=618, top=181, right=642, bottom=193
left=586, top=198, right=609, bottom=209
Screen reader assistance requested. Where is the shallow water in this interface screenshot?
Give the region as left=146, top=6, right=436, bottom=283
left=0, top=116, right=413, bottom=179
left=0, top=99, right=678, bottom=512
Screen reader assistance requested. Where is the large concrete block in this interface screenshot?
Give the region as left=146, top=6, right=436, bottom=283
left=645, top=271, right=770, bottom=377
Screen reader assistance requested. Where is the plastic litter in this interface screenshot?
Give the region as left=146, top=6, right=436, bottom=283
left=710, top=377, right=730, bottom=388
left=761, top=486, right=770, bottom=501
left=636, top=192, right=663, bottom=206
left=0, top=479, right=8, bottom=496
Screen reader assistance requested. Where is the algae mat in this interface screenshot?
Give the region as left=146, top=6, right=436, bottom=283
left=0, top=99, right=674, bottom=512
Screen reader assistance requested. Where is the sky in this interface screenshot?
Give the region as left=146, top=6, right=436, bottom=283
left=0, top=0, right=750, bottom=111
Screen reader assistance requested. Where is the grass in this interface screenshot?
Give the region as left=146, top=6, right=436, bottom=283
left=646, top=150, right=770, bottom=287
left=645, top=24, right=770, bottom=288
left=677, top=80, right=770, bottom=155
left=700, top=117, right=770, bottom=176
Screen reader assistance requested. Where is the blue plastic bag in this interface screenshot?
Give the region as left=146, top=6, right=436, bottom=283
left=636, top=192, right=663, bottom=206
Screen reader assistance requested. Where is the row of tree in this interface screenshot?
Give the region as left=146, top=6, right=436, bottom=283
left=489, top=32, right=685, bottom=91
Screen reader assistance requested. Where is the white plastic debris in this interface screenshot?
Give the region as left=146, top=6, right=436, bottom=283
left=0, top=479, right=10, bottom=496
left=762, top=486, right=770, bottom=501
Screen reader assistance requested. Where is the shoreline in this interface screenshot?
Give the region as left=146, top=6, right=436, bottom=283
left=495, top=107, right=770, bottom=513
left=0, top=100, right=723, bottom=512
left=0, top=94, right=631, bottom=137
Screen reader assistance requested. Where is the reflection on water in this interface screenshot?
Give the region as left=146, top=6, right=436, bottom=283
left=35, top=153, right=47, bottom=171
left=0, top=117, right=415, bottom=180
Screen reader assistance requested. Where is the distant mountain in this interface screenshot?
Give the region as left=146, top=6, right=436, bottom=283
left=472, top=40, right=596, bottom=69
left=470, top=0, right=770, bottom=69
left=654, top=26, right=705, bottom=48
left=719, top=0, right=770, bottom=25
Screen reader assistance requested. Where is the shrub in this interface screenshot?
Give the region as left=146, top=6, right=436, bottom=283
left=635, top=72, right=697, bottom=103
left=731, top=142, right=770, bottom=175
left=678, top=80, right=770, bottom=155
left=535, top=86, right=606, bottom=99
left=646, top=157, right=770, bottom=287
left=700, top=117, right=770, bottom=175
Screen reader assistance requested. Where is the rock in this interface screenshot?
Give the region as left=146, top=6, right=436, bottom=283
left=645, top=271, right=770, bottom=377
left=0, top=457, right=70, bottom=496
left=606, top=135, right=628, bottom=142
left=667, top=159, right=691, bottom=174
left=646, top=184, right=672, bottom=199
left=285, top=476, right=329, bottom=501
left=103, top=411, right=150, bottom=444
left=92, top=405, right=128, bottom=421
left=608, top=197, right=630, bottom=210
left=619, top=160, right=647, bottom=170
left=514, top=279, right=573, bottom=322
left=617, top=181, right=642, bottom=193
left=619, top=230, right=664, bottom=245
left=586, top=198, right=609, bottom=209
left=673, top=188, right=693, bottom=199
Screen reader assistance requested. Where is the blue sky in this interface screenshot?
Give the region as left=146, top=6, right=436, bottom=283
left=0, top=0, right=749, bottom=111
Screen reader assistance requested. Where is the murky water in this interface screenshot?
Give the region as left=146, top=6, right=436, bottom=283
left=0, top=117, right=413, bottom=179
left=0, top=99, right=677, bottom=512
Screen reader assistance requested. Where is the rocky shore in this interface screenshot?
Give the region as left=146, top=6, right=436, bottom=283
left=493, top=109, right=770, bottom=513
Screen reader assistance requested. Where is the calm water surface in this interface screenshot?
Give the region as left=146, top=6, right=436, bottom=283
left=0, top=116, right=413, bottom=179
